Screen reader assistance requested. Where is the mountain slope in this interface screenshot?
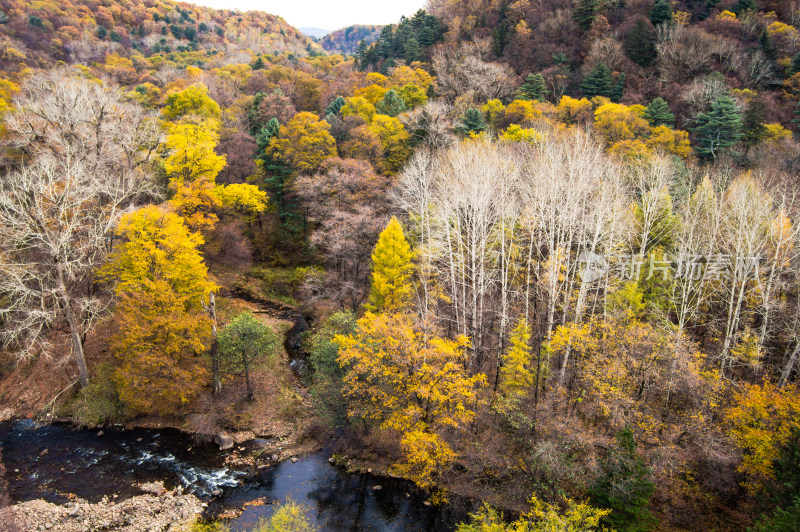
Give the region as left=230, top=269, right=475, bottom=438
left=0, top=0, right=321, bottom=74
left=320, top=24, right=382, bottom=54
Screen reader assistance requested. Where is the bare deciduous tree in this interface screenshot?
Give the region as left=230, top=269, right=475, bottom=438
left=0, top=70, right=160, bottom=387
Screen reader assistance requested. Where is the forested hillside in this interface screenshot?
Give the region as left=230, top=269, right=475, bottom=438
left=320, top=24, right=382, bottom=54
left=0, top=0, right=319, bottom=75
left=1, top=0, right=800, bottom=530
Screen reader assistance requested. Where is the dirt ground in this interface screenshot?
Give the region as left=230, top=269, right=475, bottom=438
left=0, top=272, right=322, bottom=458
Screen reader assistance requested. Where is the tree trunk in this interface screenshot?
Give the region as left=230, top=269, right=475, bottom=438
left=204, top=292, right=221, bottom=395
left=779, top=342, right=800, bottom=389
left=244, top=357, right=253, bottom=401
left=56, top=263, right=89, bottom=388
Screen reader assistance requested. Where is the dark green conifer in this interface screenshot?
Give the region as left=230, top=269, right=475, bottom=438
left=376, top=89, right=408, bottom=117
left=518, top=73, right=549, bottom=101
left=251, top=55, right=265, bottom=70
left=574, top=0, right=599, bottom=31
left=611, top=72, right=625, bottom=102
left=649, top=0, right=673, bottom=25
left=731, top=0, right=758, bottom=16
left=581, top=63, right=614, bottom=98
left=692, top=94, right=743, bottom=159
left=760, top=29, right=778, bottom=61
left=789, top=53, right=800, bottom=75
left=325, top=96, right=346, bottom=117
left=590, top=427, right=656, bottom=532
left=457, top=108, right=488, bottom=136
left=643, top=97, right=675, bottom=127
left=741, top=94, right=767, bottom=154
left=624, top=18, right=657, bottom=67
left=404, top=37, right=421, bottom=63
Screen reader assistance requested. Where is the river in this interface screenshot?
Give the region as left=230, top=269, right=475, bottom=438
left=0, top=419, right=469, bottom=531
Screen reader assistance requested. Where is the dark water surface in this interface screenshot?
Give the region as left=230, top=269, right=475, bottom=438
left=0, top=420, right=468, bottom=531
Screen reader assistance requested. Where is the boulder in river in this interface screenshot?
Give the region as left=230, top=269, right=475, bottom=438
left=213, top=432, right=234, bottom=450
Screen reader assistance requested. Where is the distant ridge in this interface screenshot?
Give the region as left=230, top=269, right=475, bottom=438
left=300, top=27, right=333, bottom=39
left=320, top=25, right=382, bottom=55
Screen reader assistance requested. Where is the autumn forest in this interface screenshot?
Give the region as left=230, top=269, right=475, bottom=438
left=1, top=0, right=800, bottom=530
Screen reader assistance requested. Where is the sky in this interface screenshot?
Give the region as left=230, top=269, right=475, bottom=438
left=190, top=0, right=428, bottom=31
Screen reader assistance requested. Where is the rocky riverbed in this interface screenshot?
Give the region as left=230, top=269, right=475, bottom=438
left=1, top=481, right=203, bottom=532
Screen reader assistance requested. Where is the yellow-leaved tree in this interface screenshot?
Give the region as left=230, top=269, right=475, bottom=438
left=369, top=114, right=411, bottom=174
left=500, top=318, right=534, bottom=398
left=102, top=206, right=216, bottom=415
left=101, top=205, right=216, bottom=302
left=163, top=119, right=226, bottom=232
left=266, top=111, right=336, bottom=174
left=366, top=216, right=414, bottom=312
left=457, top=496, right=610, bottom=531
left=335, top=312, right=486, bottom=497
left=111, top=280, right=211, bottom=416
left=162, top=84, right=222, bottom=123
left=725, top=382, right=800, bottom=494
left=213, top=183, right=268, bottom=222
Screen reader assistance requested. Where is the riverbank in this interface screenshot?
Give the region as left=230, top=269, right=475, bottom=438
left=1, top=481, right=203, bottom=532
left=0, top=419, right=469, bottom=532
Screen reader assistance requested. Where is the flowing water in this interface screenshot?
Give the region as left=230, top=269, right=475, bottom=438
left=0, top=420, right=469, bottom=531
left=0, top=292, right=472, bottom=530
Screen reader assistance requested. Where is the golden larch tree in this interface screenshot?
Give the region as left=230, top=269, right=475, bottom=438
left=366, top=216, right=414, bottom=312
left=500, top=318, right=534, bottom=398
left=335, top=312, right=486, bottom=496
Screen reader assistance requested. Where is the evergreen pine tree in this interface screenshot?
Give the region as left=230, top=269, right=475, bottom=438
left=643, top=97, right=675, bottom=127
left=741, top=94, right=767, bottom=153
left=582, top=63, right=614, bottom=98
left=692, top=94, right=743, bottom=159
left=500, top=319, right=534, bottom=398
left=624, top=18, right=657, bottom=67
left=255, top=118, right=280, bottom=163
left=518, top=73, right=549, bottom=101
left=590, top=427, right=656, bottom=532
left=612, top=72, right=626, bottom=102
left=366, top=217, right=414, bottom=312
left=760, top=29, right=778, bottom=61
left=256, top=118, right=297, bottom=237
left=574, top=0, right=599, bottom=31
left=790, top=53, right=800, bottom=75
left=356, top=39, right=368, bottom=68
left=457, top=108, right=488, bottom=135
left=251, top=55, right=265, bottom=70
left=731, top=0, right=758, bottom=16
left=404, top=37, right=422, bottom=63
left=325, top=96, right=346, bottom=117
left=649, top=0, right=673, bottom=25
left=792, top=101, right=800, bottom=137
left=376, top=89, right=408, bottom=117
left=419, top=25, right=435, bottom=47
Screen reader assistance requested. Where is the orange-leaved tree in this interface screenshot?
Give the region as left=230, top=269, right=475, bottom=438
left=102, top=206, right=216, bottom=414
left=111, top=279, right=211, bottom=416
